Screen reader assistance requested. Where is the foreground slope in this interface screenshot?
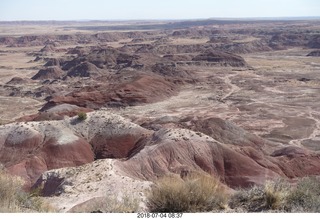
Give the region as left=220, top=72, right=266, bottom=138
left=1, top=111, right=320, bottom=211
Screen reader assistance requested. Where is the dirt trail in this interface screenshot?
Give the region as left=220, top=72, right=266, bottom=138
left=220, top=73, right=241, bottom=101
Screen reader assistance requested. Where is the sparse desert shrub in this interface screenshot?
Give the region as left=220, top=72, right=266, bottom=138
left=286, top=177, right=320, bottom=212
left=0, top=169, right=24, bottom=212
left=229, top=179, right=290, bottom=212
left=229, top=177, right=320, bottom=213
left=77, top=112, right=87, bottom=121
left=264, top=179, right=290, bottom=210
left=0, top=169, right=55, bottom=212
left=147, top=172, right=228, bottom=212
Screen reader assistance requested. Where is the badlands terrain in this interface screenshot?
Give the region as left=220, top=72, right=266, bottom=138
left=0, top=19, right=320, bottom=212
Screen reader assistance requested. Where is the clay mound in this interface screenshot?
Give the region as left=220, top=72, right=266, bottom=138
left=31, top=66, right=64, bottom=80
left=271, top=146, right=310, bottom=158
left=185, top=117, right=277, bottom=152
left=85, top=47, right=119, bottom=69
left=66, top=46, right=88, bottom=55
left=307, top=50, right=320, bottom=56
left=192, top=50, right=248, bottom=67
left=42, top=73, right=178, bottom=109
left=115, top=53, right=141, bottom=69
left=6, top=77, right=32, bottom=85
left=118, top=128, right=282, bottom=188
left=63, top=47, right=140, bottom=71
left=40, top=44, right=55, bottom=53
left=44, top=58, right=63, bottom=67
left=119, top=127, right=320, bottom=188
left=0, top=112, right=151, bottom=189
left=33, top=56, right=46, bottom=62
left=109, top=73, right=178, bottom=106
left=17, top=104, right=93, bottom=122
left=16, top=112, right=65, bottom=122
left=80, top=112, right=152, bottom=159
left=66, top=61, right=101, bottom=78
left=0, top=122, right=94, bottom=188
left=45, top=103, right=92, bottom=114
left=151, top=62, right=191, bottom=78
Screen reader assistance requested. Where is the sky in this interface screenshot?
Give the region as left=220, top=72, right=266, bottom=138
left=0, top=0, right=320, bottom=21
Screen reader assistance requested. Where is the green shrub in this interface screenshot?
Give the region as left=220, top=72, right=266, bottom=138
left=77, top=112, right=87, bottom=121
left=147, top=172, right=228, bottom=213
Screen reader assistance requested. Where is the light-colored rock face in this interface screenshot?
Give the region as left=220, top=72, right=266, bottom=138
left=32, top=159, right=152, bottom=212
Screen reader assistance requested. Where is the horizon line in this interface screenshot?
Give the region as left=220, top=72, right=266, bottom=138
left=1, top=16, right=320, bottom=22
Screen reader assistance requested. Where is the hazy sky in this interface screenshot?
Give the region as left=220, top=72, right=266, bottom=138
left=0, top=0, right=320, bottom=21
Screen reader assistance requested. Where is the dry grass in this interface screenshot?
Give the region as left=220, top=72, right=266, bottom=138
left=147, top=172, right=228, bottom=213
left=0, top=169, right=55, bottom=212
left=229, top=179, right=291, bottom=212
left=286, top=177, right=320, bottom=212
left=0, top=169, right=25, bottom=212
left=264, top=180, right=290, bottom=210
left=103, top=195, right=140, bottom=213
left=229, top=177, right=320, bottom=213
